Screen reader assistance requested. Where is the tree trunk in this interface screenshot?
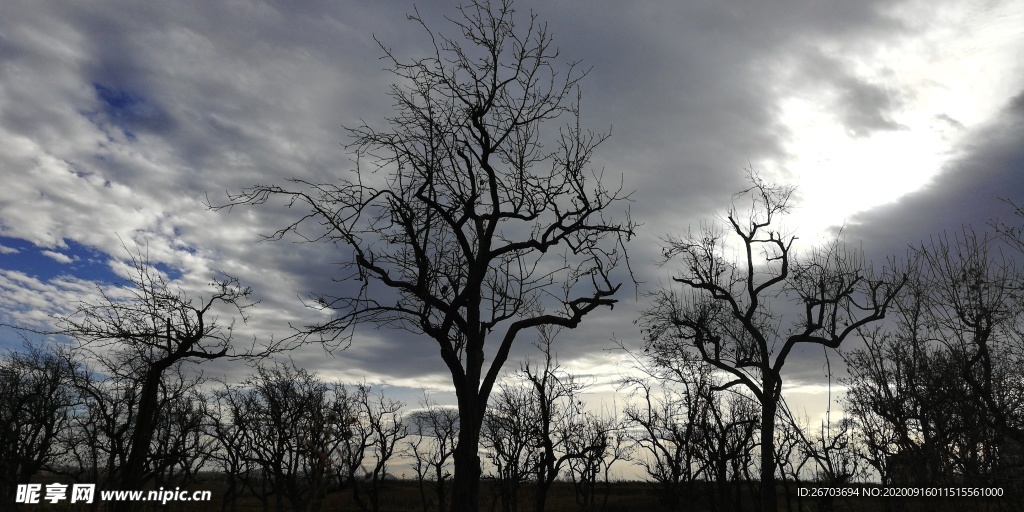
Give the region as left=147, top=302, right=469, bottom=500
left=451, top=393, right=482, bottom=512
left=535, top=453, right=554, bottom=512
left=759, top=390, right=778, bottom=512
left=435, top=468, right=447, bottom=512
left=114, top=366, right=165, bottom=512
left=536, top=477, right=550, bottom=512
left=716, top=450, right=730, bottom=512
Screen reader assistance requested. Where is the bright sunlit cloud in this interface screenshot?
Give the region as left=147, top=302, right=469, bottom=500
left=770, top=0, right=1024, bottom=241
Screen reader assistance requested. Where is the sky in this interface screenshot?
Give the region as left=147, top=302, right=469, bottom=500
left=1, top=0, right=1024, bottom=420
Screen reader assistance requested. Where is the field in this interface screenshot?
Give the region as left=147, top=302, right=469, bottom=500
left=20, top=477, right=1021, bottom=512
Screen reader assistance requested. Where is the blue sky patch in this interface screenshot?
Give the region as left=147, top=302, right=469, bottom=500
left=91, top=83, right=173, bottom=138
left=0, top=236, right=123, bottom=284
left=0, top=235, right=184, bottom=287
left=94, top=83, right=155, bottom=117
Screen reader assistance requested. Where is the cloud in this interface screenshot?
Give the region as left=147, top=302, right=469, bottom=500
left=0, top=270, right=100, bottom=330
left=780, top=47, right=908, bottom=138
left=41, top=250, right=75, bottom=264
left=0, top=0, right=1021, bottom=406
left=0, top=245, right=18, bottom=255
left=844, top=88, right=1024, bottom=258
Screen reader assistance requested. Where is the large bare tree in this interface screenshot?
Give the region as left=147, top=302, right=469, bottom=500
left=218, top=1, right=632, bottom=509
left=641, top=174, right=904, bottom=510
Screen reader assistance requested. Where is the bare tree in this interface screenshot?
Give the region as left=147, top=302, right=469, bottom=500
left=217, top=1, right=633, bottom=509
left=47, top=353, right=211, bottom=512
left=350, top=384, right=408, bottom=512
left=0, top=342, right=77, bottom=506
left=775, top=354, right=866, bottom=512
left=58, top=355, right=137, bottom=500
left=699, top=386, right=759, bottom=512
left=482, top=382, right=537, bottom=512
left=147, top=371, right=213, bottom=488
left=207, top=384, right=257, bottom=512
left=622, top=377, right=706, bottom=512
left=521, top=326, right=604, bottom=512
left=564, top=411, right=625, bottom=512
left=480, top=327, right=613, bottom=512
left=222, top=361, right=357, bottom=512
left=914, top=229, right=1024, bottom=445
left=799, top=416, right=866, bottom=512
left=774, top=411, right=809, bottom=512
left=618, top=334, right=758, bottom=512
left=844, top=226, right=1024, bottom=497
left=42, top=245, right=252, bottom=508
left=843, top=327, right=961, bottom=486
left=641, top=174, right=904, bottom=510
left=408, top=395, right=458, bottom=512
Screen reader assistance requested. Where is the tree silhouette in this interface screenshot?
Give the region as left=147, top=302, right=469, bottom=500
left=641, top=173, right=904, bottom=510
left=408, top=395, right=458, bottom=512
left=0, top=342, right=77, bottom=506
left=844, top=226, right=1024, bottom=495
left=50, top=246, right=252, bottom=510
left=218, top=0, right=633, bottom=509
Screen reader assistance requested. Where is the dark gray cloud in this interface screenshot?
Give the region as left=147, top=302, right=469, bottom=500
left=0, top=0, right=1021, bottom=408
left=844, top=89, right=1024, bottom=258
left=788, top=49, right=907, bottom=137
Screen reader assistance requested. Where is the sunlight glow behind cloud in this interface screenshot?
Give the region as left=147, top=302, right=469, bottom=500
left=771, top=0, right=1024, bottom=241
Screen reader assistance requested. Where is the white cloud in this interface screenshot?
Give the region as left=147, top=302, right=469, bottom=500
left=41, top=250, right=75, bottom=264
left=0, top=270, right=96, bottom=329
